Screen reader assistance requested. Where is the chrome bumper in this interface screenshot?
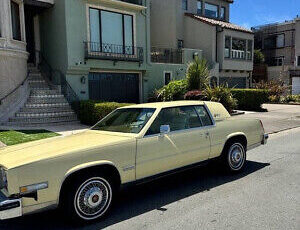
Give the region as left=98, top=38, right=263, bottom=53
left=0, top=192, right=22, bottom=220
left=262, top=134, right=269, bottom=145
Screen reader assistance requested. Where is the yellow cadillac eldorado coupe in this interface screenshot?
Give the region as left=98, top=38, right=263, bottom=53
left=0, top=101, right=268, bottom=222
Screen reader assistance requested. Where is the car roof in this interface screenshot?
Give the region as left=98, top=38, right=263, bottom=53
left=122, top=101, right=205, bottom=109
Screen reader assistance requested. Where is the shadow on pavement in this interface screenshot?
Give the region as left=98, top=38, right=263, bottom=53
left=0, top=161, right=270, bottom=230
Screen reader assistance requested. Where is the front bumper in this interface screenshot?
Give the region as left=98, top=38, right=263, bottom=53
left=262, top=134, right=269, bottom=145
left=0, top=192, right=22, bottom=220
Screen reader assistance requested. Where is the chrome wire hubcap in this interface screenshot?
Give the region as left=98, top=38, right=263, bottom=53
left=228, top=144, right=245, bottom=170
left=75, top=178, right=112, bottom=219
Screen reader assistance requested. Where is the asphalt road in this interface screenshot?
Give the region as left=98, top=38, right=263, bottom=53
left=0, top=127, right=299, bottom=230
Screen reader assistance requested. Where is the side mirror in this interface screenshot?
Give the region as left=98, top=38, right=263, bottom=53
left=160, top=125, right=170, bottom=135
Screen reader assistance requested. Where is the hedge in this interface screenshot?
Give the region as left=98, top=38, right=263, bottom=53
left=78, top=101, right=133, bottom=125
left=231, top=89, right=269, bottom=111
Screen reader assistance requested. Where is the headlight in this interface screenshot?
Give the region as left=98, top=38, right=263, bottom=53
left=0, top=167, right=8, bottom=190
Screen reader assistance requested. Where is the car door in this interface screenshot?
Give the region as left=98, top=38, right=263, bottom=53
left=136, top=106, right=211, bottom=180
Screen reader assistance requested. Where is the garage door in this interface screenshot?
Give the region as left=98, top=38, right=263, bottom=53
left=219, top=77, right=247, bottom=88
left=292, top=77, right=300, bottom=95
left=89, top=72, right=140, bottom=103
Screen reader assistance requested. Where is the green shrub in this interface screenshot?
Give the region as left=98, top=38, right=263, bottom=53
left=280, top=94, right=300, bottom=103
left=156, top=79, right=188, bottom=101
left=79, top=101, right=133, bottom=125
left=254, top=49, right=265, bottom=64
left=231, top=89, right=269, bottom=111
left=205, top=85, right=237, bottom=113
left=186, top=57, right=210, bottom=90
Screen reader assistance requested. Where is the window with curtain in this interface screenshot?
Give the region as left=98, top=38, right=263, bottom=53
left=225, top=36, right=231, bottom=58
left=205, top=3, right=218, bottom=18
left=89, top=8, right=134, bottom=54
left=11, top=0, right=21, bottom=41
left=197, top=1, right=202, bottom=15
left=220, top=7, right=225, bottom=20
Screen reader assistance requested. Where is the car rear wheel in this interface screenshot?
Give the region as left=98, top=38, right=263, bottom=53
left=222, top=142, right=246, bottom=172
left=64, top=173, right=114, bottom=223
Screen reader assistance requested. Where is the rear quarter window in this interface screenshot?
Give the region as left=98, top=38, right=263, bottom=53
left=204, top=102, right=230, bottom=121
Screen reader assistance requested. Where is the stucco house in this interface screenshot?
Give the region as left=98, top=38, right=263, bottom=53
left=150, top=0, right=254, bottom=88
left=253, top=16, right=300, bottom=94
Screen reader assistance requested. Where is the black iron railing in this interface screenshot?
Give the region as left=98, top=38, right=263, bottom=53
left=37, top=51, right=80, bottom=113
left=151, top=47, right=183, bottom=64
left=119, top=0, right=143, bottom=5
left=84, top=42, right=144, bottom=64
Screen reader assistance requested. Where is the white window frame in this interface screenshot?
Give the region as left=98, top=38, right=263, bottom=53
left=163, top=71, right=172, bottom=85
left=86, top=3, right=137, bottom=51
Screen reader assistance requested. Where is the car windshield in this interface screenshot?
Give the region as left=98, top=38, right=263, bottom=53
left=92, top=108, right=156, bottom=134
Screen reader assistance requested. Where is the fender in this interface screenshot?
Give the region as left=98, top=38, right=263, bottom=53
left=222, top=132, right=248, bottom=151
left=57, top=160, right=121, bottom=204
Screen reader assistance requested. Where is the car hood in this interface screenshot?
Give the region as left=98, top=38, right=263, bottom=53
left=0, top=130, right=134, bottom=169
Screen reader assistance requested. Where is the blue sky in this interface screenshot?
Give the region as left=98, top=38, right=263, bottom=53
left=230, top=0, right=300, bottom=29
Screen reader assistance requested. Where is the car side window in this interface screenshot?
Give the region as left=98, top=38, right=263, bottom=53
left=146, top=106, right=202, bottom=135
left=194, top=106, right=213, bottom=126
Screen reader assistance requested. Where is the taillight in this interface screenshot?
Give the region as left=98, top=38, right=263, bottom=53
left=259, top=120, right=265, bottom=133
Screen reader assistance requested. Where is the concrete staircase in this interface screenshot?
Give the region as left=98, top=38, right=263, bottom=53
left=2, top=64, right=79, bottom=126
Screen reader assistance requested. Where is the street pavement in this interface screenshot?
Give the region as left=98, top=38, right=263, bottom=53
left=238, top=104, right=300, bottom=134
left=0, top=127, right=299, bottom=230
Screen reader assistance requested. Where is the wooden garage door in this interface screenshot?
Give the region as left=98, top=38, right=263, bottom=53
left=89, top=72, right=140, bottom=103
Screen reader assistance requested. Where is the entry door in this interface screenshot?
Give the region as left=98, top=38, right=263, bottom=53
left=88, top=72, right=140, bottom=103
left=136, top=106, right=211, bottom=180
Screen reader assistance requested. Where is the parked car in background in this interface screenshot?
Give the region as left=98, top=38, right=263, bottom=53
left=0, top=101, right=268, bottom=222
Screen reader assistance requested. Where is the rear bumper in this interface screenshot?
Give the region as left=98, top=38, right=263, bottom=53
left=262, top=134, right=269, bottom=145
left=0, top=192, right=22, bottom=220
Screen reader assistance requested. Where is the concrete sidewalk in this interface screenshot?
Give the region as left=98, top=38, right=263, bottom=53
left=237, top=104, right=300, bottom=134
left=0, top=141, right=6, bottom=148
left=0, top=123, right=89, bottom=137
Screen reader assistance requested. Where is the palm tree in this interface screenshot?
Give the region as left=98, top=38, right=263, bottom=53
left=186, top=57, right=210, bottom=90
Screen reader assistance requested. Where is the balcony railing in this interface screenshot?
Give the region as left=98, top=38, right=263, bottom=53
left=151, top=47, right=183, bottom=64
left=231, top=49, right=245, bottom=59
left=84, top=42, right=144, bottom=64
left=118, top=0, right=143, bottom=5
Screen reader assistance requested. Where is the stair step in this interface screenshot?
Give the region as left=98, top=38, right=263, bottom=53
left=25, top=102, right=70, bottom=108
left=29, top=94, right=64, bottom=99
left=27, top=97, right=67, bottom=104
left=28, top=76, right=43, bottom=81
left=29, top=79, right=46, bottom=84
left=20, top=106, right=72, bottom=113
left=28, top=72, right=41, bottom=77
left=30, top=89, right=60, bottom=95
left=9, top=115, right=78, bottom=123
left=3, top=120, right=80, bottom=127
left=15, top=111, right=75, bottom=118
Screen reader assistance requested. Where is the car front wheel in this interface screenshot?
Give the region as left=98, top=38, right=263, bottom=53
left=64, top=173, right=114, bottom=223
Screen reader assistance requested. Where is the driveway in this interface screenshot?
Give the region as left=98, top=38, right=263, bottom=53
left=0, top=128, right=299, bottom=230
left=238, top=104, right=300, bottom=134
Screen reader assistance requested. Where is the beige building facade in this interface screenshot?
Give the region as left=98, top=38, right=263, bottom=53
left=150, top=0, right=254, bottom=88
